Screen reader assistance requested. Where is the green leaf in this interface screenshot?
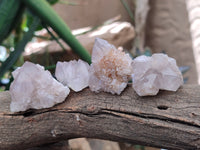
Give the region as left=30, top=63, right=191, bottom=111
left=59, top=0, right=80, bottom=6
left=0, top=0, right=23, bottom=43
left=22, top=0, right=91, bottom=64
left=42, top=23, right=66, bottom=51
left=26, top=11, right=43, bottom=31
left=0, top=17, right=41, bottom=79
left=47, top=0, right=59, bottom=5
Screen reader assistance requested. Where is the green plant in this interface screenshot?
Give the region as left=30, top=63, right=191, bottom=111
left=0, top=0, right=24, bottom=43
left=0, top=0, right=91, bottom=81
left=0, top=17, right=41, bottom=79
left=23, top=0, right=91, bottom=63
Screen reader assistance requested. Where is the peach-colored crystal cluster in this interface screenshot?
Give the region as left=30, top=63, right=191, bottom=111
left=89, top=38, right=132, bottom=94
left=9, top=38, right=183, bottom=112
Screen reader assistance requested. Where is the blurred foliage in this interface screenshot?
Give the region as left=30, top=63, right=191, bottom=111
left=47, top=0, right=59, bottom=5
left=0, top=0, right=91, bottom=90
left=0, top=17, right=41, bottom=89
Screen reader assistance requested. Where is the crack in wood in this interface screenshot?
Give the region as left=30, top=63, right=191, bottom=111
left=5, top=105, right=200, bottom=129
left=101, top=108, right=200, bottom=128
left=1, top=85, right=200, bottom=149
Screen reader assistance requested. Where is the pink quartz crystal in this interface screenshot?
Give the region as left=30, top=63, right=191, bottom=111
left=131, top=54, right=183, bottom=96
left=10, top=62, right=70, bottom=112
left=55, top=59, right=90, bottom=92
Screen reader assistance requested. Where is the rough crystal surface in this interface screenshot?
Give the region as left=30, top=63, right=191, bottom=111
left=55, top=59, right=90, bottom=92
left=89, top=38, right=132, bottom=95
left=131, top=54, right=183, bottom=96
left=10, top=62, right=70, bottom=112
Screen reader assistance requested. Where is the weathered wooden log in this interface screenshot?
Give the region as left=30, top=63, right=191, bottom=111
left=27, top=141, right=70, bottom=150
left=0, top=85, right=200, bottom=150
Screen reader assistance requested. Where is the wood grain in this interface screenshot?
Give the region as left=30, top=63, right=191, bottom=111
left=0, top=85, right=200, bottom=150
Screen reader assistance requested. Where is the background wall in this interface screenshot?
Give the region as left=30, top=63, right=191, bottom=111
left=53, top=0, right=134, bottom=29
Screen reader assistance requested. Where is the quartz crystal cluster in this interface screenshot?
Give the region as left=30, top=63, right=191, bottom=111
left=89, top=38, right=132, bottom=95
left=9, top=38, right=184, bottom=112
left=10, top=62, right=70, bottom=112
left=131, top=54, right=183, bottom=96
left=55, top=59, right=90, bottom=92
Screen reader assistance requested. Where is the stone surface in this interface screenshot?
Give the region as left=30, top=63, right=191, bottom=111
left=69, top=138, right=91, bottom=150
left=23, top=21, right=135, bottom=65
left=131, top=54, right=183, bottom=96
left=55, top=59, right=90, bottom=92
left=9, top=62, right=70, bottom=112
left=89, top=38, right=132, bottom=95
left=87, top=139, right=120, bottom=150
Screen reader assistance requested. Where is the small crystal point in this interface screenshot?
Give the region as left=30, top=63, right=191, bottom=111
left=89, top=38, right=132, bottom=95
left=55, top=59, right=90, bottom=92
left=131, top=54, right=183, bottom=96
left=10, top=61, right=70, bottom=112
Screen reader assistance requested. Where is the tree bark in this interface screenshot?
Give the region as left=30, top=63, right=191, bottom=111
left=186, top=0, right=200, bottom=83
left=0, top=85, right=200, bottom=150
left=27, top=141, right=70, bottom=150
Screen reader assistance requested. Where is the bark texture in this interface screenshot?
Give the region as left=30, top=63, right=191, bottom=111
left=186, top=0, right=200, bottom=84
left=0, top=85, right=200, bottom=150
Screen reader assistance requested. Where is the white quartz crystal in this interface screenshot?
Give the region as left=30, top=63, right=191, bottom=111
left=55, top=59, right=90, bottom=92
left=10, top=62, right=70, bottom=112
left=131, top=53, right=183, bottom=96
left=89, top=38, right=132, bottom=95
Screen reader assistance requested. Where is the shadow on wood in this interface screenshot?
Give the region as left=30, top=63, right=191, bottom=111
left=0, top=85, right=200, bottom=150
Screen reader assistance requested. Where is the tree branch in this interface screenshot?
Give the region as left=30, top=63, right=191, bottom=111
left=0, top=85, right=200, bottom=150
